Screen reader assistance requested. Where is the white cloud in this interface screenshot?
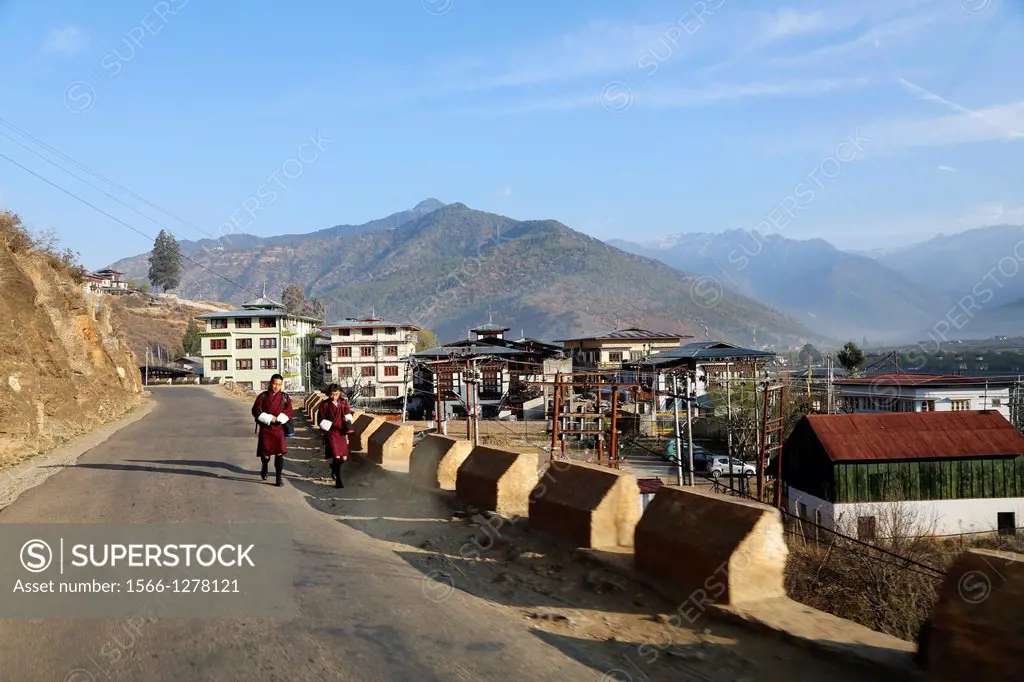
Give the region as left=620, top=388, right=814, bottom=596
left=864, top=99, right=1024, bottom=151
left=42, top=26, right=86, bottom=55
left=963, top=202, right=1024, bottom=226
left=937, top=165, right=957, bottom=172
left=495, top=186, right=513, bottom=199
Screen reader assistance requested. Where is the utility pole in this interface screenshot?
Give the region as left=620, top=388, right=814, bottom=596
left=145, top=347, right=149, bottom=386
left=401, top=360, right=410, bottom=423
left=671, top=374, right=684, bottom=486
left=550, top=373, right=561, bottom=461
left=726, top=362, right=733, bottom=459
left=826, top=354, right=834, bottom=414
left=466, top=359, right=473, bottom=441
left=686, top=373, right=695, bottom=487
left=435, top=364, right=444, bottom=435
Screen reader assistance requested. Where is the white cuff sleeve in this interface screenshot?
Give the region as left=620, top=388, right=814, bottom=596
left=258, top=412, right=274, bottom=425
left=319, top=419, right=333, bottom=431
left=343, top=414, right=354, bottom=424
left=277, top=413, right=290, bottom=424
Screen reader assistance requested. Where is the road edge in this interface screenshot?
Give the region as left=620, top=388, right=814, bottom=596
left=0, top=392, right=156, bottom=512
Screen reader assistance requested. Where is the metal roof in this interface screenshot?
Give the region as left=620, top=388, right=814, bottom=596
left=412, top=344, right=525, bottom=359
left=835, top=373, right=1017, bottom=387
left=322, top=319, right=420, bottom=330
left=800, top=411, right=1024, bottom=462
left=472, top=323, right=511, bottom=332
left=241, top=296, right=284, bottom=309
left=557, top=327, right=692, bottom=342
left=640, top=341, right=776, bottom=365
left=194, top=309, right=320, bottom=321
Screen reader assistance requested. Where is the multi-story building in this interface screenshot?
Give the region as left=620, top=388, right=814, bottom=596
left=557, top=327, right=692, bottom=368
left=835, top=374, right=1013, bottom=421
left=196, top=295, right=321, bottom=393
left=320, top=316, right=420, bottom=403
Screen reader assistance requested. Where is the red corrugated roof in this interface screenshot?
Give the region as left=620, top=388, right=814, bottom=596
left=834, top=373, right=1015, bottom=386
left=803, top=411, right=1024, bottom=462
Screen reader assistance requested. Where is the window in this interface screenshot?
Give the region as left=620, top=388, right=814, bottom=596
left=260, top=358, right=277, bottom=370
left=951, top=399, right=971, bottom=411
left=338, top=347, right=352, bottom=357
left=361, top=328, right=373, bottom=336
left=339, top=328, right=350, bottom=336
left=260, top=337, right=277, bottom=349
left=209, top=338, right=227, bottom=350
left=235, top=318, right=252, bottom=328
left=360, top=347, right=373, bottom=357
left=857, top=516, right=877, bottom=541
left=326, top=348, right=332, bottom=361
left=260, top=318, right=276, bottom=328
left=339, top=366, right=353, bottom=377
left=384, top=366, right=399, bottom=377
left=210, top=360, right=227, bottom=371
left=921, top=400, right=935, bottom=412
left=385, top=346, right=398, bottom=356
left=236, top=338, right=252, bottom=349
left=608, top=352, right=623, bottom=363
left=236, top=359, right=253, bottom=370
left=260, top=381, right=270, bottom=391
left=384, top=327, right=396, bottom=335
left=210, top=319, right=227, bottom=329
left=384, top=386, right=399, bottom=397
left=363, top=386, right=376, bottom=398
left=361, top=366, right=375, bottom=377
left=799, top=503, right=809, bottom=521
left=998, top=512, right=1016, bottom=536
left=991, top=398, right=1003, bottom=407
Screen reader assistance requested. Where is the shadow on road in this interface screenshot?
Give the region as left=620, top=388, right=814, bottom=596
left=46, top=461, right=264, bottom=485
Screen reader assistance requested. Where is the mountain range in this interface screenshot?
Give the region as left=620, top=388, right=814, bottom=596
left=612, top=224, right=1024, bottom=343
left=108, top=201, right=818, bottom=347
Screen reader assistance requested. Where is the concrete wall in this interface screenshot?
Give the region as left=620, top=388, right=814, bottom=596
left=529, top=461, right=640, bottom=549
left=367, top=422, right=414, bottom=470
left=307, top=392, right=326, bottom=422
left=635, top=486, right=788, bottom=606
left=348, top=413, right=386, bottom=453
left=409, top=435, right=474, bottom=490
left=456, top=446, right=541, bottom=517
left=788, top=486, right=1024, bottom=538
left=919, top=548, right=1024, bottom=682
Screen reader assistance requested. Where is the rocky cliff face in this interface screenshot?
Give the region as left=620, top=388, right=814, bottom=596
left=0, top=220, right=142, bottom=467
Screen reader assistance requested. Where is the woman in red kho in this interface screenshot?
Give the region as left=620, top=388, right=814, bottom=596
left=251, top=373, right=294, bottom=487
left=317, top=383, right=352, bottom=488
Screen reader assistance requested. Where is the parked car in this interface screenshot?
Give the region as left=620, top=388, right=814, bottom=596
left=707, top=456, right=756, bottom=479
left=664, top=441, right=712, bottom=471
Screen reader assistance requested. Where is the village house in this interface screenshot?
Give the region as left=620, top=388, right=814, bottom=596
left=195, top=295, right=321, bottom=393
left=412, top=322, right=565, bottom=420
left=319, top=316, right=420, bottom=404
left=629, top=340, right=777, bottom=399
left=82, top=268, right=130, bottom=294
left=781, top=411, right=1024, bottom=539
left=557, top=327, right=692, bottom=369
left=835, top=373, right=1013, bottom=421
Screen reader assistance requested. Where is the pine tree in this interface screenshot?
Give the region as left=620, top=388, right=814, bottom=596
left=281, top=284, right=307, bottom=315
left=182, top=318, right=201, bottom=356
left=837, top=341, right=866, bottom=377
left=148, top=230, right=182, bottom=291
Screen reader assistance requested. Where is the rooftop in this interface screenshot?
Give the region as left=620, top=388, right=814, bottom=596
left=835, top=373, right=1018, bottom=387
left=557, top=327, right=693, bottom=343
left=638, top=341, right=776, bottom=365
left=322, top=317, right=420, bottom=330
left=240, top=296, right=284, bottom=310
left=195, top=308, right=320, bottom=321
left=412, top=344, right=526, bottom=359
left=472, top=322, right=511, bottom=333
left=797, top=411, right=1024, bottom=462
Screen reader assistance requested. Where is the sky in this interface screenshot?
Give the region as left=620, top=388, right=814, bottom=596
left=0, top=0, right=1022, bottom=270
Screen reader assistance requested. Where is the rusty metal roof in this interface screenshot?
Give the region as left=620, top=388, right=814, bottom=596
left=834, top=373, right=1016, bottom=387
left=802, top=411, right=1024, bottom=462
left=556, top=327, right=692, bottom=342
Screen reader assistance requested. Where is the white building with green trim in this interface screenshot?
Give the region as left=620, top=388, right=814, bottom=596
left=196, top=295, right=321, bottom=393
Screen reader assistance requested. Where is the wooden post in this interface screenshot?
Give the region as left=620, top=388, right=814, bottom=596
left=610, top=384, right=619, bottom=469
left=435, top=364, right=444, bottom=435
left=596, top=374, right=603, bottom=465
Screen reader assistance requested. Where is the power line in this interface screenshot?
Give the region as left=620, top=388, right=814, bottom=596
left=0, top=151, right=260, bottom=297
left=0, top=116, right=217, bottom=240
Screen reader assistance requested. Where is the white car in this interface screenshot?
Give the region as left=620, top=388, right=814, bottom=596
left=708, top=456, right=756, bottom=479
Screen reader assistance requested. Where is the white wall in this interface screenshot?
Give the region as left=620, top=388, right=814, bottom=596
left=787, top=486, right=1024, bottom=537
left=838, top=384, right=1011, bottom=420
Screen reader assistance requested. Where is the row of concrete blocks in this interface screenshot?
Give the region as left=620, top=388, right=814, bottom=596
left=320, top=409, right=1023, bottom=681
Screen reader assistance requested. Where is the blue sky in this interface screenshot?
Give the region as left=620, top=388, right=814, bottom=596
left=0, top=0, right=1021, bottom=269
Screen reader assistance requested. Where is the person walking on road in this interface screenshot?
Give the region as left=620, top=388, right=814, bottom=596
left=251, top=374, right=294, bottom=487
left=317, top=383, right=353, bottom=489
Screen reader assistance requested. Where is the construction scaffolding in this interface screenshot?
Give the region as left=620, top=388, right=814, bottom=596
left=522, top=372, right=641, bottom=468
left=757, top=381, right=786, bottom=505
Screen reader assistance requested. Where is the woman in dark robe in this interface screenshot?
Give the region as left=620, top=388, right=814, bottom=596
left=317, top=384, right=352, bottom=488
left=250, top=374, right=294, bottom=487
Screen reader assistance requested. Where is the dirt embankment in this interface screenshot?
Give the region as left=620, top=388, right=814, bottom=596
left=0, top=223, right=143, bottom=467
left=107, top=293, right=229, bottom=361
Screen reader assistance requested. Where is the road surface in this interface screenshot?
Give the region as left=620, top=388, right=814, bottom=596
left=0, top=387, right=605, bottom=681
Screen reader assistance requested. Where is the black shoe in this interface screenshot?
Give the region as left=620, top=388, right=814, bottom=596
left=335, top=479, right=344, bottom=489
left=275, top=474, right=283, bottom=487
left=260, top=462, right=268, bottom=481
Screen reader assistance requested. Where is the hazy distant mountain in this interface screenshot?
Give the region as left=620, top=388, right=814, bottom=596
left=609, top=230, right=949, bottom=342
left=876, top=224, right=1024, bottom=307
left=108, top=202, right=819, bottom=346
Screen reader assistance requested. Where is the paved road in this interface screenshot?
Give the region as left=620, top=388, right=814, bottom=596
left=0, top=388, right=604, bottom=681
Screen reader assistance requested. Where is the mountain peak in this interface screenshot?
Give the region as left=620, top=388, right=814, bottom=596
left=413, top=198, right=446, bottom=212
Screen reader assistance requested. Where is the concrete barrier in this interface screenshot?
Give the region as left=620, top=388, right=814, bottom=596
left=455, top=446, right=541, bottom=517
left=409, top=434, right=475, bottom=490
left=918, top=548, right=1024, bottom=681
left=529, top=461, right=640, bottom=549
left=634, top=486, right=788, bottom=606
left=307, top=393, right=325, bottom=423
left=367, top=422, right=415, bottom=469
left=348, top=413, right=387, bottom=453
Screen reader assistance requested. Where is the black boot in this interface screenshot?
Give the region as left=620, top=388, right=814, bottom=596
left=260, top=459, right=268, bottom=481
left=274, top=455, right=284, bottom=487
left=331, top=460, right=344, bottom=489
